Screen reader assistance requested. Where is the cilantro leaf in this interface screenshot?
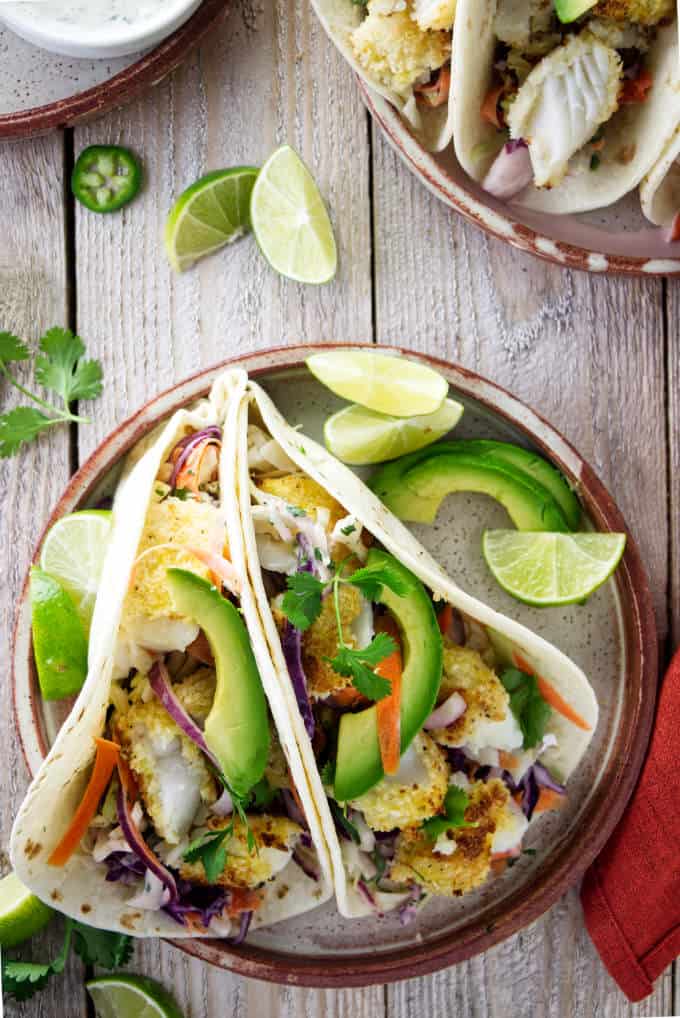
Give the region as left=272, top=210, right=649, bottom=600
left=0, top=407, right=53, bottom=457
left=286, top=505, right=307, bottom=517
left=281, top=572, right=325, bottom=631
left=328, top=632, right=396, bottom=701
left=184, top=827, right=232, bottom=884
left=2, top=917, right=72, bottom=1002
left=340, top=524, right=356, bottom=536
left=0, top=331, right=30, bottom=363
left=500, top=668, right=551, bottom=749
left=348, top=561, right=411, bottom=602
left=35, top=327, right=103, bottom=406
left=71, top=921, right=133, bottom=968
left=422, top=787, right=472, bottom=841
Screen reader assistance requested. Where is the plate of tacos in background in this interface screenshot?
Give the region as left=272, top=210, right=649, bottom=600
left=11, top=345, right=656, bottom=986
left=313, top=0, right=680, bottom=274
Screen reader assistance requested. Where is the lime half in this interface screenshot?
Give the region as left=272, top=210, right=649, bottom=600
left=250, top=146, right=337, bottom=284
left=87, top=974, right=185, bottom=1018
left=31, top=567, right=88, bottom=700
left=165, top=167, right=259, bottom=272
left=324, top=398, right=464, bottom=465
left=39, top=510, right=112, bottom=629
left=0, top=871, right=53, bottom=949
left=482, top=530, right=627, bottom=606
left=307, top=350, right=448, bottom=417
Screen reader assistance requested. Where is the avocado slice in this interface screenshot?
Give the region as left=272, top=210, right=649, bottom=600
left=166, top=568, right=270, bottom=799
left=554, top=0, right=597, bottom=23
left=370, top=449, right=571, bottom=531
left=370, top=440, right=580, bottom=529
left=333, top=549, right=443, bottom=802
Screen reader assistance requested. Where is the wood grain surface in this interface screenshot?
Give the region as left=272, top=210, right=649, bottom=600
left=0, top=1, right=677, bottom=1015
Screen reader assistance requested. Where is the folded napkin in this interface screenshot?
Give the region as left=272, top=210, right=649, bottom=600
left=581, top=646, right=680, bottom=1001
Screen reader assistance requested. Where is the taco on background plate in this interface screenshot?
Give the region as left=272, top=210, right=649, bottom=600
left=452, top=0, right=680, bottom=214
left=229, top=378, right=599, bottom=920
left=10, top=369, right=333, bottom=941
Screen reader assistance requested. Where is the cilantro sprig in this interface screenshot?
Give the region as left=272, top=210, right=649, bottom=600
left=280, top=557, right=409, bottom=702
left=183, top=790, right=256, bottom=882
left=1, top=917, right=132, bottom=1002
left=500, top=668, right=551, bottom=749
left=0, top=327, right=103, bottom=458
left=422, top=786, right=474, bottom=842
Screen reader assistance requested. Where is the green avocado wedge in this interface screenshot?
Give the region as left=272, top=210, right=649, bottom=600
left=166, top=569, right=270, bottom=798
left=369, top=444, right=572, bottom=532
left=554, top=0, right=597, bottom=22
left=333, top=550, right=443, bottom=802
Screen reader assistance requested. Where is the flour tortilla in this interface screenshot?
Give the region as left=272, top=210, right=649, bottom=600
left=10, top=368, right=332, bottom=937
left=235, top=378, right=598, bottom=918
left=311, top=0, right=456, bottom=152
left=640, top=123, right=680, bottom=225
left=451, top=0, right=680, bottom=215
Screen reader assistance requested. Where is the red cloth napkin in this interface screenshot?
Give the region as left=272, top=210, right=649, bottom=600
left=581, top=646, right=680, bottom=1001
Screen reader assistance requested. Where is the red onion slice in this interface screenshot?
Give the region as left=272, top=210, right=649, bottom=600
left=424, top=691, right=467, bottom=729
left=169, top=427, right=222, bottom=489
left=483, top=140, right=534, bottom=201
left=116, top=781, right=178, bottom=904
left=149, top=661, right=221, bottom=773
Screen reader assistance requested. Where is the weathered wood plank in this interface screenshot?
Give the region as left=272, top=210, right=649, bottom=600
left=371, top=124, right=672, bottom=1017
left=0, top=133, right=86, bottom=1017
left=72, top=2, right=377, bottom=1015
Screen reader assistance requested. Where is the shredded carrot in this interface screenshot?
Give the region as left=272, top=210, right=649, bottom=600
left=481, top=84, right=505, bottom=128
left=329, top=686, right=368, bottom=708
left=188, top=546, right=241, bottom=595
left=498, top=750, right=520, bottom=771
left=228, top=887, right=264, bottom=917
left=437, top=603, right=453, bottom=636
left=48, top=737, right=120, bottom=867
left=533, top=787, right=565, bottom=814
left=415, top=66, right=451, bottom=108
left=176, top=439, right=220, bottom=493
left=375, top=616, right=403, bottom=776
left=116, top=753, right=139, bottom=803
left=619, top=67, right=653, bottom=104
left=513, top=652, right=592, bottom=732
left=490, top=858, right=509, bottom=875
left=491, top=847, right=521, bottom=861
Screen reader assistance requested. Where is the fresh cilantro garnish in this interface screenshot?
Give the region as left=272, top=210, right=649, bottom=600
left=340, top=524, right=356, bottom=536
left=328, top=633, right=395, bottom=701
left=183, top=792, right=255, bottom=881
left=1, top=917, right=131, bottom=1002
left=500, top=668, right=551, bottom=749
left=329, top=801, right=360, bottom=843
left=590, top=153, right=601, bottom=171
left=422, top=787, right=473, bottom=841
left=286, top=505, right=307, bottom=517
left=320, top=759, right=335, bottom=786
left=281, top=572, right=325, bottom=631
left=0, top=327, right=103, bottom=457
left=314, top=547, right=323, bottom=562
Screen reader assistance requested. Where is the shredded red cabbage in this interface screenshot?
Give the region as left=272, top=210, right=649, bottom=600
left=168, top=426, right=222, bottom=489
left=228, top=909, right=253, bottom=945
left=163, top=878, right=229, bottom=929
left=446, top=748, right=469, bottom=773
left=281, top=788, right=308, bottom=828
left=517, top=763, right=565, bottom=820
left=398, top=884, right=424, bottom=927
left=104, top=851, right=146, bottom=884
left=149, top=661, right=221, bottom=772
left=116, top=783, right=179, bottom=904
left=282, top=622, right=315, bottom=739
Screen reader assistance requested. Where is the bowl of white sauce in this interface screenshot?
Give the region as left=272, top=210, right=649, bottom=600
left=0, top=0, right=204, bottom=58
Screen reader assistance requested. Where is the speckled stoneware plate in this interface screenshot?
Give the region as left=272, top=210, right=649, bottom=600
left=12, top=345, right=657, bottom=987
left=361, top=85, right=680, bottom=278
left=0, top=0, right=227, bottom=139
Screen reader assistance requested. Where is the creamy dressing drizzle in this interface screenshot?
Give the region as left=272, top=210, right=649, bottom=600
left=3, top=0, right=165, bottom=28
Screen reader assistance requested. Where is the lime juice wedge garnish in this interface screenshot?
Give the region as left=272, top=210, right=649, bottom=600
left=250, top=146, right=337, bottom=284
left=0, top=871, right=53, bottom=949
left=164, top=167, right=259, bottom=272
left=31, top=567, right=88, bottom=700
left=307, top=350, right=448, bottom=417
left=324, top=398, right=464, bottom=465
left=39, top=509, right=112, bottom=629
left=482, top=530, right=626, bottom=606
left=87, top=974, right=185, bottom=1018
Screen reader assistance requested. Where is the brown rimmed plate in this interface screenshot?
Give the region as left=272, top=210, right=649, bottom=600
left=0, top=0, right=228, bottom=140
left=361, top=85, right=680, bottom=279
left=12, top=344, right=657, bottom=987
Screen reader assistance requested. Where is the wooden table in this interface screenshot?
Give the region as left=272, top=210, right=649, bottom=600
left=0, top=2, right=678, bottom=1015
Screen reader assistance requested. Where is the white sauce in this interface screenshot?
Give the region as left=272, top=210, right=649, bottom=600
left=3, top=0, right=165, bottom=29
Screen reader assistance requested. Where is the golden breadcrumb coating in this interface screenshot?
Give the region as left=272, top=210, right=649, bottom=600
left=430, top=641, right=509, bottom=747
left=258, top=475, right=347, bottom=532
left=179, top=815, right=302, bottom=889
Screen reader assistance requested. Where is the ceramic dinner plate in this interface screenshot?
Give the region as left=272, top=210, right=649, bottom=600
left=12, top=345, right=657, bottom=987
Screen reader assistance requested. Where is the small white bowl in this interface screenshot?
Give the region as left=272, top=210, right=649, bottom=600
left=0, top=0, right=203, bottom=58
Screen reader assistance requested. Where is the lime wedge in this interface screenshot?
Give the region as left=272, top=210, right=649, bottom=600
left=250, top=146, right=337, bottom=284
left=324, top=398, right=464, bottom=465
left=482, top=530, right=626, bottom=606
left=0, top=871, right=53, bottom=948
left=31, top=567, right=88, bottom=700
left=39, top=510, right=112, bottom=629
left=165, top=167, right=259, bottom=272
left=87, top=974, right=185, bottom=1018
left=307, top=350, right=448, bottom=417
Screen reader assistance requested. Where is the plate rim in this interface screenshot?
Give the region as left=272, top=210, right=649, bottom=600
left=360, top=82, right=680, bottom=280
left=11, top=342, right=658, bottom=987
left=0, top=0, right=228, bottom=140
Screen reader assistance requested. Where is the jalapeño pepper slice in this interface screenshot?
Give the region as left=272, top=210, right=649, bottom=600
left=71, top=145, right=142, bottom=213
